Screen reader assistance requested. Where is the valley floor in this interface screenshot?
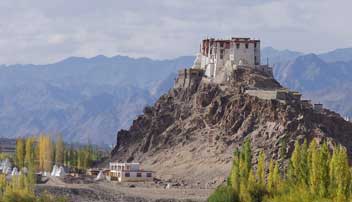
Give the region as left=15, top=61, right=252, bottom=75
left=35, top=176, right=212, bottom=202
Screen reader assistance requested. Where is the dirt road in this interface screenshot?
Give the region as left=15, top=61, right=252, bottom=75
left=36, top=176, right=212, bottom=202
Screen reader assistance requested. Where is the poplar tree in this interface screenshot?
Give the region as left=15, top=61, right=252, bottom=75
left=24, top=137, right=36, bottom=189
left=267, top=159, right=275, bottom=192
left=334, top=147, right=350, bottom=202
left=230, top=149, right=240, bottom=192
left=240, top=139, right=252, bottom=181
left=257, top=151, right=265, bottom=186
left=240, top=169, right=256, bottom=202
left=318, top=142, right=330, bottom=197
left=299, top=139, right=309, bottom=186
left=329, top=145, right=338, bottom=194
left=16, top=138, right=25, bottom=169
left=25, top=137, right=35, bottom=167
left=55, top=134, right=64, bottom=166
left=38, top=135, right=53, bottom=171
left=288, top=140, right=301, bottom=184
left=309, top=140, right=320, bottom=195
left=272, top=161, right=281, bottom=190
left=44, top=136, right=53, bottom=171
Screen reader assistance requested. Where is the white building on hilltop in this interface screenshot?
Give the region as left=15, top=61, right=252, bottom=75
left=108, top=162, right=153, bottom=182
left=192, top=37, right=273, bottom=83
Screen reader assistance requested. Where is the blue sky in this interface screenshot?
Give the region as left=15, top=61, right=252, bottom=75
left=0, top=0, right=351, bottom=64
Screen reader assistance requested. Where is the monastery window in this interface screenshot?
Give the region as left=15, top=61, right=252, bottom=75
left=125, top=172, right=130, bottom=177
left=220, top=42, right=224, bottom=48
left=220, top=50, right=224, bottom=59
left=245, top=43, right=249, bottom=49
left=147, top=173, right=152, bottom=178
left=254, top=43, right=257, bottom=48
left=137, top=173, right=142, bottom=177
left=236, top=43, right=240, bottom=49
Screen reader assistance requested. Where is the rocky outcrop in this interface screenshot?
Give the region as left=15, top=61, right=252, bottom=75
left=111, top=68, right=352, bottom=188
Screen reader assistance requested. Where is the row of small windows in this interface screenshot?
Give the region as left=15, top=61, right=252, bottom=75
left=218, top=43, right=257, bottom=49
left=124, top=172, right=152, bottom=178
left=237, top=43, right=257, bottom=49
left=210, top=43, right=258, bottom=55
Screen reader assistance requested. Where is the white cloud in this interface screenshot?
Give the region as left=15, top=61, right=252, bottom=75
left=0, top=0, right=351, bottom=64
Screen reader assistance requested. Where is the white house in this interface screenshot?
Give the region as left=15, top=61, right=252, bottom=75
left=108, top=162, right=153, bottom=182
left=192, top=37, right=273, bottom=83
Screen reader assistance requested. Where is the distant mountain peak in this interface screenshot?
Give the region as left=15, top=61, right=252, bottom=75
left=318, top=47, right=352, bottom=63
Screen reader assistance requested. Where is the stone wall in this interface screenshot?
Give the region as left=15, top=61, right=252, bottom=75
left=174, top=69, right=204, bottom=89
left=245, top=90, right=279, bottom=100
left=245, top=89, right=302, bottom=103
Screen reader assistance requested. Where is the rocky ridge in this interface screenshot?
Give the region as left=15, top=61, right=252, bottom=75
left=111, top=67, right=352, bottom=188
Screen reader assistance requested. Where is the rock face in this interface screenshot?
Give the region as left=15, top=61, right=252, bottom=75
left=111, top=68, right=352, bottom=188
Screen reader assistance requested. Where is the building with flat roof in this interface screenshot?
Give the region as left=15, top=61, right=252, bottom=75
left=108, top=162, right=153, bottom=182
left=192, top=37, right=273, bottom=83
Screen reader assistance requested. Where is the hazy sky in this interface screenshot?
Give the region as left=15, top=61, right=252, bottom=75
left=1, top=0, right=351, bottom=64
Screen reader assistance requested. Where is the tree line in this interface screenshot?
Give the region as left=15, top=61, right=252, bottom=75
left=209, top=139, right=352, bottom=202
left=0, top=134, right=107, bottom=202
left=15, top=134, right=104, bottom=172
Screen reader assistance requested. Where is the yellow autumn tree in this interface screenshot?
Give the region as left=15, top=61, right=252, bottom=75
left=38, top=135, right=53, bottom=172
left=16, top=138, right=25, bottom=169
left=55, top=134, right=64, bottom=166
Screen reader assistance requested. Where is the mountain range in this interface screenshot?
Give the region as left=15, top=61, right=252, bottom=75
left=1, top=46, right=352, bottom=144
left=0, top=56, right=193, bottom=145
left=263, top=47, right=352, bottom=118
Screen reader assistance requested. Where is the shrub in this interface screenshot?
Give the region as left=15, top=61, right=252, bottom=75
left=208, top=185, right=238, bottom=202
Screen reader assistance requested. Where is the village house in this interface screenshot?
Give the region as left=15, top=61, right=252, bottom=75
left=107, top=162, right=153, bottom=182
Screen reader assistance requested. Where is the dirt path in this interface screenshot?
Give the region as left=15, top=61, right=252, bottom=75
left=36, top=177, right=212, bottom=202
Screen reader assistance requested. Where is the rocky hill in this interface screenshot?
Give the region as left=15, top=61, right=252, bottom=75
left=111, top=67, right=352, bottom=188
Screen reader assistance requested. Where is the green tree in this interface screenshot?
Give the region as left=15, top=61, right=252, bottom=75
left=257, top=151, right=265, bottom=186
left=208, top=185, right=238, bottom=202
left=288, top=140, right=301, bottom=184
left=272, top=161, right=281, bottom=191
left=318, top=142, right=330, bottom=197
left=267, top=159, right=274, bottom=192
left=230, top=149, right=241, bottom=192
left=334, top=146, right=351, bottom=202
left=299, top=139, right=309, bottom=186
left=240, top=139, right=252, bottom=181
left=308, top=140, right=320, bottom=195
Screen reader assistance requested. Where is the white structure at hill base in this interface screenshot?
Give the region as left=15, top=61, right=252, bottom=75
left=4, top=167, right=11, bottom=175
left=95, top=170, right=105, bottom=181
left=11, top=167, right=18, bottom=176
left=108, top=162, right=153, bottom=182
left=51, top=165, right=66, bottom=177
left=0, top=159, right=11, bottom=174
left=192, top=37, right=273, bottom=83
left=56, top=166, right=66, bottom=177
left=51, top=165, right=58, bottom=176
